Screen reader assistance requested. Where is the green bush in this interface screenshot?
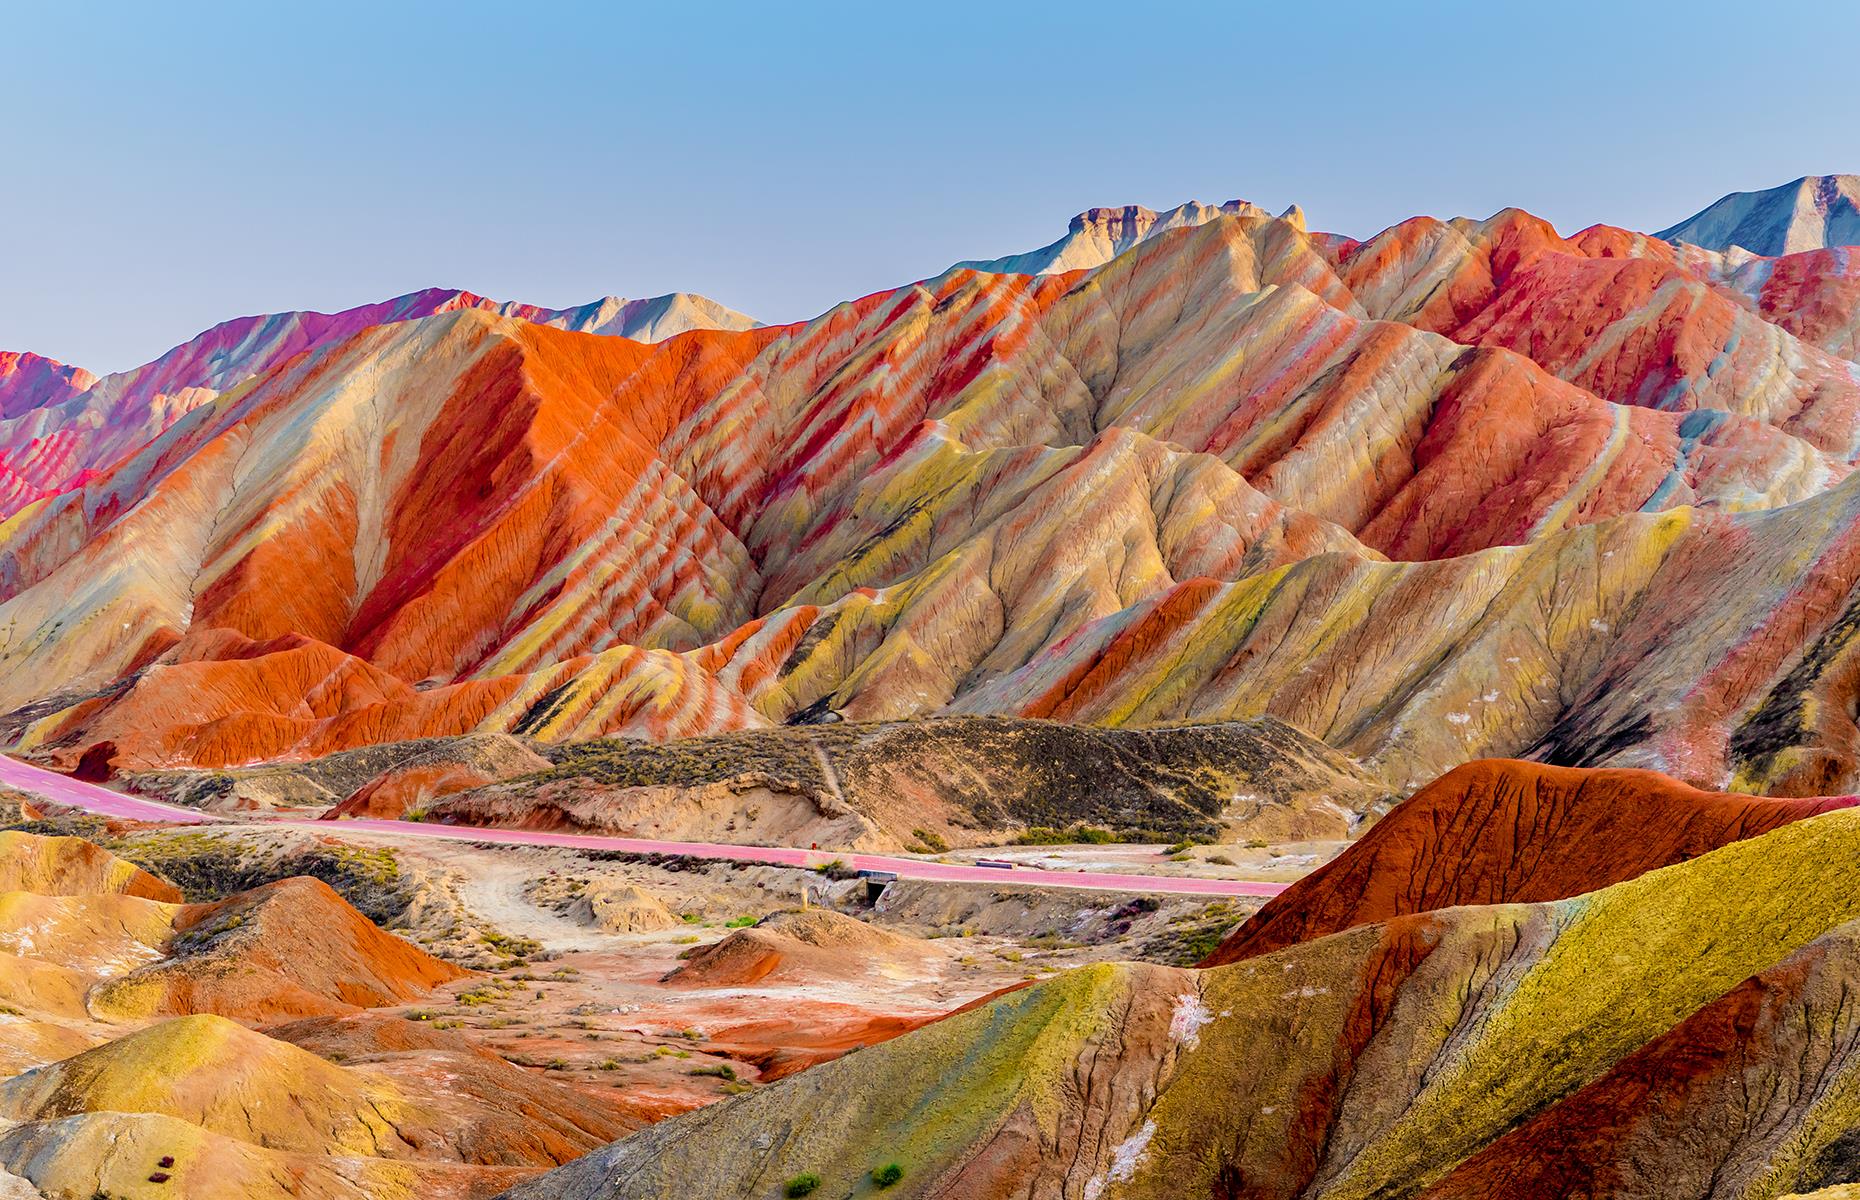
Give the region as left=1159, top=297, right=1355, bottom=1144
left=783, top=1173, right=822, bottom=1197
left=872, top=1162, right=904, bottom=1187
left=1014, top=825, right=1114, bottom=845
left=911, top=828, right=950, bottom=853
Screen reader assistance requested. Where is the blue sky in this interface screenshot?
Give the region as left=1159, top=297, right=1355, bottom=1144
left=6, top=0, right=1859, bottom=372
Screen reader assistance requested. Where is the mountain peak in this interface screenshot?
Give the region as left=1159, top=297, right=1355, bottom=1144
left=0, top=349, right=97, bottom=421
left=1656, top=174, right=1860, bottom=256
left=958, top=198, right=1275, bottom=276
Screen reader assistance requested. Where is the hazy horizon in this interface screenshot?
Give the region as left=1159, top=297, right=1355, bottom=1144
left=7, top=0, right=1858, bottom=373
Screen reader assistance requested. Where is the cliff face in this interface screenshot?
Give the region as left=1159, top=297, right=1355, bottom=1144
left=952, top=197, right=1270, bottom=274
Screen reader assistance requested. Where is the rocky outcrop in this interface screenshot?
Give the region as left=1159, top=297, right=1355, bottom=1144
left=952, top=198, right=1270, bottom=274
left=0, top=351, right=93, bottom=420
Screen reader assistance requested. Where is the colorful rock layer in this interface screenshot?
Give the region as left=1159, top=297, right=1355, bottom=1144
left=5, top=195, right=1860, bottom=792
left=504, top=799, right=1860, bottom=1199
left=0, top=287, right=756, bottom=521
left=0, top=829, right=627, bottom=1200
left=1202, top=757, right=1860, bottom=965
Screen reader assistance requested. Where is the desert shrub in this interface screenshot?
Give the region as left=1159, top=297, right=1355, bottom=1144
left=783, top=1173, right=822, bottom=1197
left=480, top=928, right=543, bottom=958
left=872, top=1162, right=904, bottom=1187
left=1140, top=900, right=1244, bottom=965
left=911, top=828, right=950, bottom=853
left=1014, top=825, right=1114, bottom=845
left=114, top=835, right=414, bottom=926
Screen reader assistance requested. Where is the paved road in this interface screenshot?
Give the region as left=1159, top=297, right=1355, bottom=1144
left=0, top=755, right=218, bottom=824
left=0, top=755, right=1289, bottom=899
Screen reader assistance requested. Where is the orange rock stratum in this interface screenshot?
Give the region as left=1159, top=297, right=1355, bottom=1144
left=10, top=198, right=1860, bottom=795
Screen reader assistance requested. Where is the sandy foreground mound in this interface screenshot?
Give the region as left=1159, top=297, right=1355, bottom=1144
left=662, top=909, right=940, bottom=988
left=2, top=1014, right=628, bottom=1167
left=0, top=829, right=630, bottom=1199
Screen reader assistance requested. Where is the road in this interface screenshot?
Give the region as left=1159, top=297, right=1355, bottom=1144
left=0, top=755, right=1289, bottom=899
left=0, top=754, right=218, bottom=824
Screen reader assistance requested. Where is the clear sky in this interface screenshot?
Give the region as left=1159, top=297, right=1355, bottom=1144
left=7, top=0, right=1859, bottom=373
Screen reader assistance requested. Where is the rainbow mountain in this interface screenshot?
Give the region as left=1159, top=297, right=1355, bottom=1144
left=3, top=184, right=1860, bottom=805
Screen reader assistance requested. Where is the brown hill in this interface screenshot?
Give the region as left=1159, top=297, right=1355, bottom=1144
left=129, top=732, right=553, bottom=815
left=425, top=715, right=1387, bottom=849
left=661, top=909, right=937, bottom=988
left=88, top=876, right=469, bottom=1021
left=1205, top=759, right=1858, bottom=966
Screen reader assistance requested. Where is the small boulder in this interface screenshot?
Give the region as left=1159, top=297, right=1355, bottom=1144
left=572, top=883, right=678, bottom=934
